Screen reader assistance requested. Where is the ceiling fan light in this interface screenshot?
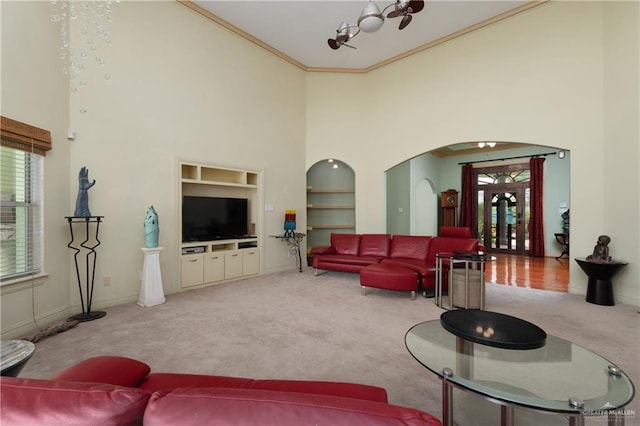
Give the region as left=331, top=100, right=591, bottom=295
left=478, top=142, right=486, bottom=148
left=487, top=142, right=496, bottom=148
left=336, top=21, right=351, bottom=41
left=358, top=2, right=384, bottom=33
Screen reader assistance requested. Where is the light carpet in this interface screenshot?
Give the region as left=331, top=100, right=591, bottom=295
left=20, top=269, right=639, bottom=425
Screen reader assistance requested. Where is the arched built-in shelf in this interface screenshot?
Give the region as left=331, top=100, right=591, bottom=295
left=306, top=159, right=355, bottom=250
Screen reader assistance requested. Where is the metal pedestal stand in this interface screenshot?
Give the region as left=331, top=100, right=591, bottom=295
left=66, top=216, right=106, bottom=322
left=272, top=233, right=305, bottom=272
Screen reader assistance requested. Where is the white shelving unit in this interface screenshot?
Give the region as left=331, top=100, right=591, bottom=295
left=179, top=162, right=261, bottom=289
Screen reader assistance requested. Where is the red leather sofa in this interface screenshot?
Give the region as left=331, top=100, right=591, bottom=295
left=1, top=355, right=441, bottom=425
left=311, top=227, right=481, bottom=293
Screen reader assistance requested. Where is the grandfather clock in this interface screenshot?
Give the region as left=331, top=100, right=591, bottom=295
left=441, top=189, right=458, bottom=227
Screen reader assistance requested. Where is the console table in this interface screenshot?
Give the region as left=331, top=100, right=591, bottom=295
left=554, top=233, right=569, bottom=259
left=65, top=216, right=106, bottom=321
left=272, top=233, right=305, bottom=272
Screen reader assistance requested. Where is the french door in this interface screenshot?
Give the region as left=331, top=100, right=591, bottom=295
left=475, top=165, right=530, bottom=255
left=481, top=186, right=527, bottom=254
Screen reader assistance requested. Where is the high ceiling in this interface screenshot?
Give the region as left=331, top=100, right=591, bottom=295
left=185, top=1, right=543, bottom=71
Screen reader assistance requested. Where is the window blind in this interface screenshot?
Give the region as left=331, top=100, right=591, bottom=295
left=0, top=146, right=43, bottom=281
left=0, top=115, right=49, bottom=282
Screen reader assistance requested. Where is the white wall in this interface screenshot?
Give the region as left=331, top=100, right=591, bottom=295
left=306, top=1, right=639, bottom=305
left=1, top=1, right=307, bottom=338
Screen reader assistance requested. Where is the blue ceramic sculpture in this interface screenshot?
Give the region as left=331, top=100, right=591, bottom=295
left=144, top=206, right=159, bottom=248
left=74, top=167, right=95, bottom=217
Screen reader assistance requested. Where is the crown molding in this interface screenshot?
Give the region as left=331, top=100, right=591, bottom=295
left=179, top=0, right=548, bottom=74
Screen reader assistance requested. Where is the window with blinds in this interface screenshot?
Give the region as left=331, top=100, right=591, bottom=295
left=0, top=116, right=51, bottom=282
left=0, top=147, right=43, bottom=280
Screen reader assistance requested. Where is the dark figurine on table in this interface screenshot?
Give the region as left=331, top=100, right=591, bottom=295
left=586, top=235, right=611, bottom=262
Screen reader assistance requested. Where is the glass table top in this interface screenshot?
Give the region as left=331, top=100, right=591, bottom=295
left=1, top=340, right=35, bottom=374
left=405, top=320, right=635, bottom=415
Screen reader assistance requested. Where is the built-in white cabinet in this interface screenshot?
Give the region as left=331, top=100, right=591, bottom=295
left=179, top=162, right=261, bottom=289
left=181, top=254, right=204, bottom=288
left=203, top=252, right=225, bottom=283
left=242, top=248, right=260, bottom=275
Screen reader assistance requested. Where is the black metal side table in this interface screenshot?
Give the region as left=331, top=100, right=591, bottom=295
left=272, top=233, right=305, bottom=272
left=65, top=216, right=106, bottom=321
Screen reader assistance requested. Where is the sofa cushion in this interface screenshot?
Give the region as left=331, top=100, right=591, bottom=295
left=359, top=234, right=392, bottom=257
left=331, top=233, right=361, bottom=255
left=427, top=237, right=478, bottom=262
left=439, top=226, right=472, bottom=238
left=139, top=373, right=388, bottom=403
left=50, top=356, right=151, bottom=387
left=389, top=236, right=432, bottom=261
left=139, top=372, right=255, bottom=392
left=309, top=246, right=336, bottom=255
left=0, top=377, right=151, bottom=426
left=143, top=387, right=442, bottom=426
left=253, top=379, right=388, bottom=403
left=381, top=259, right=434, bottom=277
left=315, top=254, right=381, bottom=266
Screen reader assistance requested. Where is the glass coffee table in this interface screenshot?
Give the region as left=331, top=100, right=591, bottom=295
left=405, top=311, right=635, bottom=426
left=1, top=340, right=36, bottom=377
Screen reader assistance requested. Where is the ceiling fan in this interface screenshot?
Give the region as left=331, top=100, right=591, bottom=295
left=387, top=0, right=425, bottom=30
left=327, top=0, right=425, bottom=50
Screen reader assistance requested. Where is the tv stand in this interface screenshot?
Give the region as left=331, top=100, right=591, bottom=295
left=179, top=162, right=262, bottom=289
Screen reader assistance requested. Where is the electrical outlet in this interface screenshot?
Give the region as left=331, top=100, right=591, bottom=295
left=103, top=275, right=111, bottom=287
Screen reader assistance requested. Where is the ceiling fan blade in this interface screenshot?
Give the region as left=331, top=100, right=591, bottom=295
left=407, top=0, right=424, bottom=14
left=399, top=14, right=412, bottom=30
left=387, top=9, right=403, bottom=18
left=327, top=39, right=340, bottom=50
left=342, top=43, right=356, bottom=49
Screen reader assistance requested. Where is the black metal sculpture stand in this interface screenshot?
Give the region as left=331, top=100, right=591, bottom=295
left=66, top=216, right=106, bottom=321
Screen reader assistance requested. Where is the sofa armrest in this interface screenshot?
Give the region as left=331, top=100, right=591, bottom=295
left=309, top=246, right=336, bottom=255
left=50, top=356, right=151, bottom=388
left=1, top=377, right=151, bottom=426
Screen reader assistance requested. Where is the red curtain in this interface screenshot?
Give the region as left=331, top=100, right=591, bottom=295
left=459, top=164, right=475, bottom=234
left=529, top=157, right=545, bottom=257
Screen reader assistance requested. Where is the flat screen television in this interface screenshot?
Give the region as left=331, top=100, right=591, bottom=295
left=182, top=196, right=249, bottom=242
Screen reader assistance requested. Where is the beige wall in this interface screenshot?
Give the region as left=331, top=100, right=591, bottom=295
left=1, top=2, right=72, bottom=338
left=306, top=1, right=639, bottom=305
left=1, top=1, right=307, bottom=338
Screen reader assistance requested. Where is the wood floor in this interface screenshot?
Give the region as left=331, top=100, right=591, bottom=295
left=485, top=253, right=570, bottom=292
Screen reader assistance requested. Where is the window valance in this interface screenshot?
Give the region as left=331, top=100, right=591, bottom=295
left=0, top=116, right=52, bottom=156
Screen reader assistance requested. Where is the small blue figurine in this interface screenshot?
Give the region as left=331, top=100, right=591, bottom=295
left=74, top=167, right=95, bottom=217
left=144, top=206, right=159, bottom=248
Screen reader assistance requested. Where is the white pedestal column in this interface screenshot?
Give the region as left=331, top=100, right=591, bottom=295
left=138, top=247, right=166, bottom=307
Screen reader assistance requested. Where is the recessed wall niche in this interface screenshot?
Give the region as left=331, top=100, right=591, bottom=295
left=306, top=159, right=355, bottom=251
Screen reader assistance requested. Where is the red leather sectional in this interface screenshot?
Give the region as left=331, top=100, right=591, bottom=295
left=311, top=227, right=480, bottom=292
left=1, top=356, right=441, bottom=425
